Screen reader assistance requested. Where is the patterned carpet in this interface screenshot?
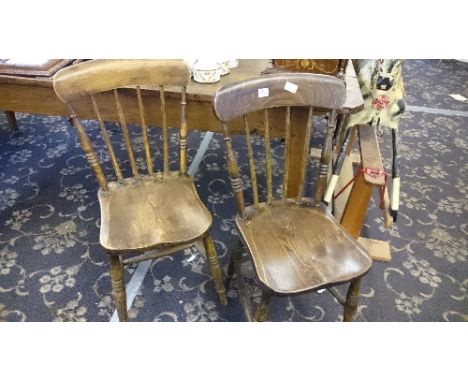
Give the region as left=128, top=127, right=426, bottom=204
left=0, top=59, right=467, bottom=321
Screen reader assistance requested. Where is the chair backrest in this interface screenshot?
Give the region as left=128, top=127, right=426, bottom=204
left=53, top=59, right=191, bottom=191
left=213, top=72, right=346, bottom=218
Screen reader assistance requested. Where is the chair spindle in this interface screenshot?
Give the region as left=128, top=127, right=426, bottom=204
left=136, top=86, right=153, bottom=175
left=244, top=115, right=259, bottom=208
left=221, top=122, right=245, bottom=217
left=67, top=103, right=108, bottom=191
left=159, top=85, right=169, bottom=174
left=91, top=94, right=123, bottom=181
left=179, top=87, right=188, bottom=174
left=263, top=109, right=273, bottom=204
left=295, top=106, right=314, bottom=203
left=282, top=106, right=292, bottom=201
left=315, top=109, right=337, bottom=202
left=114, top=89, right=139, bottom=177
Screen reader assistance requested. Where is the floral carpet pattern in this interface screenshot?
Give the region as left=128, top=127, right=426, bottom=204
left=0, top=59, right=467, bottom=321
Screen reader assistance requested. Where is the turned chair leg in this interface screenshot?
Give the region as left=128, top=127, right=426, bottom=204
left=203, top=234, right=228, bottom=305
left=254, top=290, right=272, bottom=322
left=343, top=277, right=362, bottom=322
left=109, top=254, right=128, bottom=322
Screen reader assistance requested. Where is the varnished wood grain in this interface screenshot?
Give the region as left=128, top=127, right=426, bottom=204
left=53, top=59, right=190, bottom=102
left=213, top=72, right=346, bottom=122
left=339, top=172, right=374, bottom=238
left=358, top=124, right=386, bottom=186
left=110, top=254, right=127, bottom=321
left=272, top=59, right=346, bottom=76
left=203, top=234, right=228, bottom=305
left=286, top=109, right=309, bottom=198
left=236, top=202, right=372, bottom=294
left=98, top=173, right=213, bottom=252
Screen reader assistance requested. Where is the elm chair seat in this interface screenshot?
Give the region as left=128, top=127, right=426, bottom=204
left=236, top=202, right=371, bottom=294
left=99, top=173, right=212, bottom=252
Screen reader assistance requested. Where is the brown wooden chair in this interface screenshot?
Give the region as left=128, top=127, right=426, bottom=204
left=213, top=72, right=372, bottom=321
left=53, top=60, right=227, bottom=321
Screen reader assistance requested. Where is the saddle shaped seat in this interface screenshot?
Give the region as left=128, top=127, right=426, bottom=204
left=99, top=173, right=212, bottom=252
left=236, top=201, right=372, bottom=294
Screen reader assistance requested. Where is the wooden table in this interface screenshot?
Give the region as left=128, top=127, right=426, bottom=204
left=0, top=59, right=363, bottom=197
left=0, top=59, right=363, bottom=127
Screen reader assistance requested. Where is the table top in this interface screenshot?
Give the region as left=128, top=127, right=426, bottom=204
left=0, top=59, right=363, bottom=112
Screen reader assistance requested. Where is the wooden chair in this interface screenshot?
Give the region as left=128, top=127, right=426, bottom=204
left=213, top=72, right=372, bottom=321
left=53, top=60, right=227, bottom=321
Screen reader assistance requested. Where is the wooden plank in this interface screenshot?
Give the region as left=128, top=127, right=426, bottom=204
left=340, top=172, right=374, bottom=238
left=358, top=237, right=391, bottom=262
left=358, top=124, right=386, bottom=186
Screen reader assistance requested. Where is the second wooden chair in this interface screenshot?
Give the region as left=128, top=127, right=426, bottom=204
left=213, top=72, right=372, bottom=321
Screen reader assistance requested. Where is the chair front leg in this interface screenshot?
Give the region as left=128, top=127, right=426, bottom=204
left=254, top=290, right=272, bottom=322
left=203, top=234, right=228, bottom=305
left=343, top=277, right=362, bottom=322
left=109, top=253, right=128, bottom=322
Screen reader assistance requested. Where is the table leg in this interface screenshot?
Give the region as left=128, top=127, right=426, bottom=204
left=286, top=108, right=309, bottom=198
left=5, top=111, right=17, bottom=130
